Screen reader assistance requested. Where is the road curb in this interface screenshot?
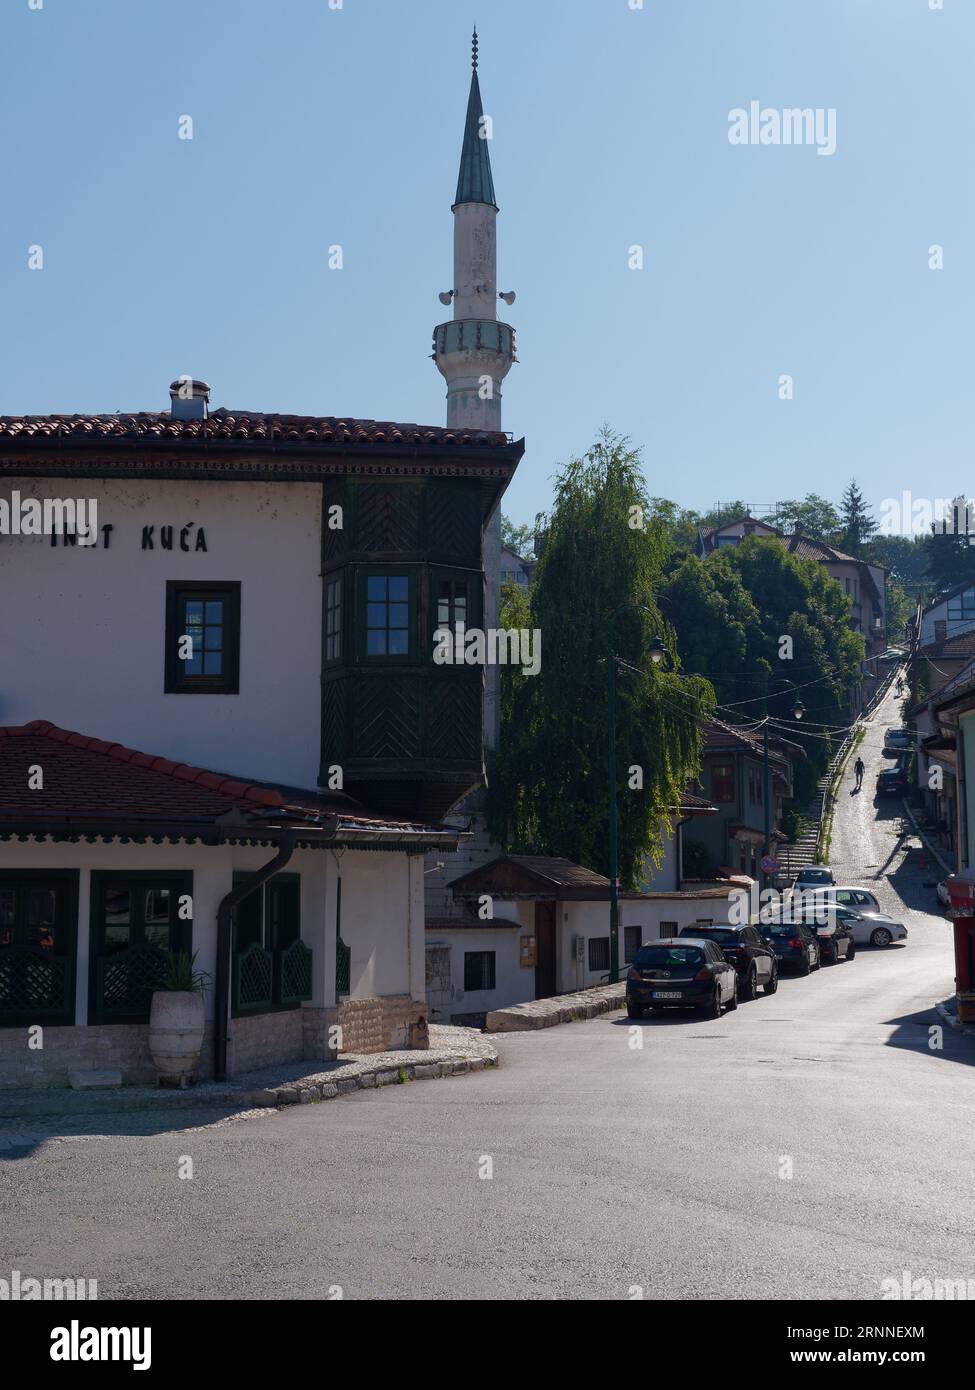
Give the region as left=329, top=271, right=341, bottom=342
left=486, top=982, right=626, bottom=1032
left=935, top=999, right=975, bottom=1039
left=0, top=1034, right=499, bottom=1121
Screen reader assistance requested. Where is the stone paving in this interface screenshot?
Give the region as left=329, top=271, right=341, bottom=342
left=0, top=1024, right=498, bottom=1149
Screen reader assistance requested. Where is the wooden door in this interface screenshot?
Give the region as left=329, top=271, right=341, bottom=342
left=534, top=901, right=557, bottom=999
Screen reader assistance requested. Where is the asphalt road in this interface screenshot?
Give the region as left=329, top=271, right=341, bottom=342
left=2, top=684, right=972, bottom=1301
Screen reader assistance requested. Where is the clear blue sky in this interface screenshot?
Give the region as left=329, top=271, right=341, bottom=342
left=1, top=0, right=971, bottom=530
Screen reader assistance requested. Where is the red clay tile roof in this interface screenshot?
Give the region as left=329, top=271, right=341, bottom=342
left=0, top=410, right=512, bottom=450
left=0, top=720, right=448, bottom=840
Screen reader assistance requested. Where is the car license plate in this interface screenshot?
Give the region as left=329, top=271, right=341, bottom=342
left=652, top=990, right=681, bottom=999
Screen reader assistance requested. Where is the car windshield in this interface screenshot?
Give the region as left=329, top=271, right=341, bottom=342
left=761, top=925, right=801, bottom=938
left=679, top=927, right=738, bottom=945
left=633, top=946, right=704, bottom=967
left=799, top=870, right=831, bottom=882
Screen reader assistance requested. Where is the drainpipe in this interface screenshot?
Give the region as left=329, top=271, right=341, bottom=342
left=214, top=830, right=296, bottom=1081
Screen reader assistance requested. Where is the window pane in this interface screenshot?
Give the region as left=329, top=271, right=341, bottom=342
left=104, top=886, right=131, bottom=926
left=389, top=604, right=408, bottom=628
left=437, top=599, right=450, bottom=626
left=367, top=576, right=386, bottom=600
left=367, top=603, right=387, bottom=627
left=26, top=890, right=57, bottom=951
left=205, top=601, right=223, bottom=624
left=184, top=601, right=204, bottom=624
left=0, top=890, right=14, bottom=947
left=183, top=651, right=202, bottom=675
left=388, top=576, right=408, bottom=601
left=204, top=629, right=223, bottom=650
left=367, top=631, right=387, bottom=655
left=203, top=652, right=223, bottom=675
left=144, top=889, right=171, bottom=926
left=388, top=629, right=408, bottom=655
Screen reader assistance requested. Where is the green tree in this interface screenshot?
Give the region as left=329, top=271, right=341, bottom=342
left=775, top=494, right=841, bottom=541
left=838, top=480, right=877, bottom=557
left=486, top=430, right=715, bottom=887
left=500, top=513, right=539, bottom=558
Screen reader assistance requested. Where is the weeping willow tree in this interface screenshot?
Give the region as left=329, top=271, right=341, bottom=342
left=485, top=429, right=715, bottom=888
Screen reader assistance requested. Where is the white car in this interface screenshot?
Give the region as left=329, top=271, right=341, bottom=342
left=803, top=886, right=908, bottom=947
left=793, top=867, right=835, bottom=890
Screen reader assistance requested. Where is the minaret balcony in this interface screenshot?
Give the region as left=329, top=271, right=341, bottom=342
left=433, top=319, right=516, bottom=359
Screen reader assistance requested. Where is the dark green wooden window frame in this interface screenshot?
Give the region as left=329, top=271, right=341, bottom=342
left=88, top=871, right=193, bottom=1026
left=232, top=872, right=304, bottom=1015
left=623, top=925, right=643, bottom=964
left=0, top=870, right=79, bottom=1028
left=165, top=581, right=241, bottom=694
left=324, top=576, right=342, bottom=664
left=463, top=950, right=496, bottom=992
left=356, top=567, right=416, bottom=663
left=431, top=568, right=481, bottom=652
left=587, top=938, right=610, bottom=973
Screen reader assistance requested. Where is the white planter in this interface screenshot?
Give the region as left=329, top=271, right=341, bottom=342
left=148, top=991, right=205, bottom=1087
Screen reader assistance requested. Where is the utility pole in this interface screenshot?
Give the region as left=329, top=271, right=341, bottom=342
left=607, top=626, right=620, bottom=983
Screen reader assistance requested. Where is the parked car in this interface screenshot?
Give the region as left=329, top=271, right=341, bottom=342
left=793, top=866, right=835, bottom=890
left=808, top=887, right=908, bottom=948
left=876, top=766, right=908, bottom=797
left=883, top=728, right=912, bottom=755
left=813, top=914, right=855, bottom=963
left=678, top=923, right=777, bottom=998
left=757, top=920, right=821, bottom=975
left=833, top=905, right=907, bottom=948
left=626, top=939, right=737, bottom=1019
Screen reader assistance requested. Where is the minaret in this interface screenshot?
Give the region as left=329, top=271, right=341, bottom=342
left=433, top=28, right=516, bottom=749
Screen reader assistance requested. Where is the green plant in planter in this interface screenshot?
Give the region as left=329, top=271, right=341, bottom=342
left=158, top=950, right=211, bottom=995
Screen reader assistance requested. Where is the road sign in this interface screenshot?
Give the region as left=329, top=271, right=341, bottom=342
left=760, top=855, right=779, bottom=873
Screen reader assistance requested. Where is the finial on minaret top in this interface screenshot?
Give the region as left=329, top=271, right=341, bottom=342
left=472, top=26, right=478, bottom=71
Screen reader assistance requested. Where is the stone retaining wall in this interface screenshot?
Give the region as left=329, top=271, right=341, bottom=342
left=0, top=996, right=428, bottom=1088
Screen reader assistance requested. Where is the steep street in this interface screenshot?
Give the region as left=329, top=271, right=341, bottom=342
left=3, top=691, right=971, bottom=1301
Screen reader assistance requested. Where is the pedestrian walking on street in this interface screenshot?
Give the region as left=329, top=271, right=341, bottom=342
left=854, top=755, right=865, bottom=792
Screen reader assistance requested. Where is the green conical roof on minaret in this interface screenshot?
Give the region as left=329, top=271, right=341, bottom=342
left=453, top=28, right=497, bottom=209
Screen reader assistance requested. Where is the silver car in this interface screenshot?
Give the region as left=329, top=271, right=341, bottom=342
left=804, top=887, right=908, bottom=947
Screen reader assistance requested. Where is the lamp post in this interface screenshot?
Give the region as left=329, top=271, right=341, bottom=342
left=607, top=604, right=671, bottom=984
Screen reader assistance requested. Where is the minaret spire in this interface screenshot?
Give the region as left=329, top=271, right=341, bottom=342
left=432, top=30, right=517, bottom=750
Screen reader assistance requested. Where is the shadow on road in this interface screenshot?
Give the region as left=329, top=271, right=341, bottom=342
left=0, top=1102, right=263, bottom=1160
left=882, top=1006, right=975, bottom=1069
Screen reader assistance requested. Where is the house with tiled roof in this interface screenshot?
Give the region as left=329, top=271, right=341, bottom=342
left=0, top=39, right=523, bottom=1087
left=679, top=720, right=805, bottom=883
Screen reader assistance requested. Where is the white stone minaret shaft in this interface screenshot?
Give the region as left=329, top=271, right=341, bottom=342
left=433, top=29, right=516, bottom=750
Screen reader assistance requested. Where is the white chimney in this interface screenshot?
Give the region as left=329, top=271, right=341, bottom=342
left=169, top=377, right=211, bottom=421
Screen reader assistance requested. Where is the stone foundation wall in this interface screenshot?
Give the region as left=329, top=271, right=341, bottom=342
left=0, top=998, right=426, bottom=1088
left=229, top=1009, right=303, bottom=1075
left=313, top=996, right=429, bottom=1057
left=0, top=1021, right=217, bottom=1089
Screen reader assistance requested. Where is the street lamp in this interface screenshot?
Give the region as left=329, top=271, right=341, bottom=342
left=607, top=599, right=674, bottom=984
